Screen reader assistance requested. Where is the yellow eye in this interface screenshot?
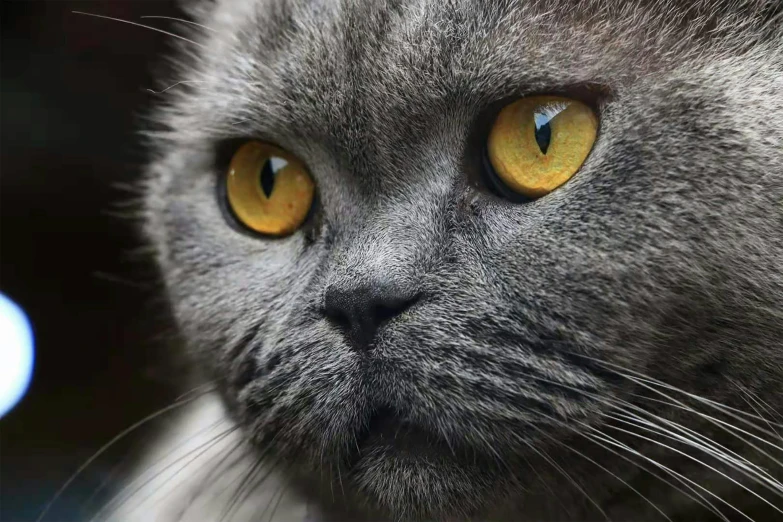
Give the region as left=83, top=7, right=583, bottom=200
left=226, top=141, right=315, bottom=236
left=487, top=95, right=598, bottom=198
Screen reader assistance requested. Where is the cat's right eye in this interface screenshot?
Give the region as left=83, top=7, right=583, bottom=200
left=486, top=95, right=598, bottom=199
left=225, top=141, right=315, bottom=237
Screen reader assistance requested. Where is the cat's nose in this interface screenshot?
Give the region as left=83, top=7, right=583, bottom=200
left=323, top=284, right=419, bottom=351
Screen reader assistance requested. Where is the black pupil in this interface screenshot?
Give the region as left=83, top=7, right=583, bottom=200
left=534, top=119, right=552, bottom=155
left=259, top=158, right=279, bottom=198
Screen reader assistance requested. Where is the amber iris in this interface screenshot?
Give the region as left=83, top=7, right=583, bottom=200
left=487, top=96, right=598, bottom=198
left=226, top=141, right=315, bottom=236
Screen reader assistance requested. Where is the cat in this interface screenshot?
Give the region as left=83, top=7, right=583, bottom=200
left=103, top=0, right=783, bottom=520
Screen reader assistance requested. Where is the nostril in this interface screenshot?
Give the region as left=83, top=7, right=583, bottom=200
left=374, top=304, right=398, bottom=325
left=324, top=305, right=352, bottom=333
left=373, top=294, right=419, bottom=326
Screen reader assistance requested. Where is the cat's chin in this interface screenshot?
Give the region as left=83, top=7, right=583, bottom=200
left=347, top=447, right=495, bottom=522
left=334, top=408, right=504, bottom=521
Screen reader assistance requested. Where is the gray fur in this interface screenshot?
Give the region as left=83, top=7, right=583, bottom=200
left=142, top=0, right=783, bottom=520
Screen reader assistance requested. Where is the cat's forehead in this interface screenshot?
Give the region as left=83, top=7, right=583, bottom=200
left=173, top=0, right=774, bottom=148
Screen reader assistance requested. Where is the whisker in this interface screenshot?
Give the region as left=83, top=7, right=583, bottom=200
left=583, top=426, right=740, bottom=522
left=328, top=458, right=336, bottom=502
left=504, top=368, right=782, bottom=511
left=77, top=444, right=136, bottom=519
left=514, top=393, right=729, bottom=521
left=619, top=375, right=783, bottom=470
left=603, top=419, right=783, bottom=515
left=607, top=410, right=783, bottom=496
left=139, top=15, right=218, bottom=33
left=190, top=438, right=251, bottom=496
left=72, top=11, right=207, bottom=48
left=220, top=458, right=267, bottom=522
left=256, top=479, right=287, bottom=522
left=507, top=366, right=774, bottom=478
left=36, top=388, right=212, bottom=522
left=585, top=432, right=729, bottom=521
left=170, top=438, right=252, bottom=521
left=520, top=453, right=575, bottom=518
left=732, top=382, right=781, bottom=439
left=751, top=396, right=783, bottom=425
left=523, top=441, right=611, bottom=521
left=244, top=439, right=306, bottom=522
left=259, top=440, right=307, bottom=522
left=629, top=377, right=783, bottom=446
left=471, top=424, right=516, bottom=479
left=561, top=353, right=783, bottom=483
left=569, top=352, right=783, bottom=431
left=336, top=456, right=346, bottom=500
left=95, top=423, right=236, bottom=521
left=146, top=80, right=209, bottom=94
left=530, top=425, right=672, bottom=521
left=175, top=381, right=218, bottom=402
left=219, top=439, right=287, bottom=522
left=267, top=482, right=290, bottom=522
left=625, top=392, right=782, bottom=468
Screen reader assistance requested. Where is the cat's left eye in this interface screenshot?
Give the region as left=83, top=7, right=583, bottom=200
left=486, top=95, right=598, bottom=199
left=225, top=141, right=315, bottom=237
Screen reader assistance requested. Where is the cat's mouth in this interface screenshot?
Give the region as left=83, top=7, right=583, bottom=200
left=353, top=406, right=451, bottom=460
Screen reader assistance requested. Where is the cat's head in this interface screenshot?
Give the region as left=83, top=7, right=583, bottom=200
left=144, top=0, right=783, bottom=519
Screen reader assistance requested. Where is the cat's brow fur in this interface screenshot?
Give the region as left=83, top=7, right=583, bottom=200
left=132, top=0, right=782, bottom=520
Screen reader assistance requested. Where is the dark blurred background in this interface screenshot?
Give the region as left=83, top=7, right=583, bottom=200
left=1, top=2, right=189, bottom=520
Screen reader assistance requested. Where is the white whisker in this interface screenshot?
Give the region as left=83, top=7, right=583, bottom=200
left=140, top=16, right=218, bottom=33
left=732, top=381, right=782, bottom=439
left=620, top=375, right=783, bottom=465
left=101, top=427, right=237, bottom=521
left=218, top=439, right=290, bottom=522
left=571, top=353, right=783, bottom=431
left=562, top=354, right=783, bottom=482
left=583, top=426, right=743, bottom=522
left=752, top=396, right=782, bottom=425
left=606, top=411, right=783, bottom=498
left=585, top=431, right=729, bottom=521
left=608, top=397, right=781, bottom=481
left=520, top=453, right=575, bottom=518
left=515, top=394, right=732, bottom=521
left=531, top=426, right=673, bottom=521
left=93, top=421, right=233, bottom=521
left=72, top=11, right=206, bottom=48
left=514, top=368, right=776, bottom=480
left=147, top=80, right=209, bottom=95
left=36, top=388, right=212, bottom=522
left=630, top=376, right=783, bottom=442
left=507, top=368, right=782, bottom=514
left=603, top=419, right=783, bottom=515
left=522, top=441, right=611, bottom=521
left=220, top=458, right=267, bottom=522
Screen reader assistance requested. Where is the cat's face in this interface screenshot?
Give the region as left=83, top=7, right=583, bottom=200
left=145, top=0, right=783, bottom=519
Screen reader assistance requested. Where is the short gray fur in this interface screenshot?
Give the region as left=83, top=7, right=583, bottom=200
left=141, top=0, right=783, bottom=520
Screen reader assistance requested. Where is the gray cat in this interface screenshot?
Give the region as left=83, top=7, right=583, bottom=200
left=105, top=0, right=783, bottom=520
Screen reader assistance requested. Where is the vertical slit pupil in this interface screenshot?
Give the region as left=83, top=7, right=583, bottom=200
left=259, top=156, right=289, bottom=198
left=260, top=159, right=276, bottom=198
left=534, top=120, right=552, bottom=155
